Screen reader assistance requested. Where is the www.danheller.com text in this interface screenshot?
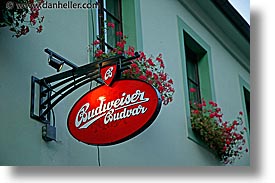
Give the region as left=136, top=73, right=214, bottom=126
left=14, top=1, right=99, bottom=10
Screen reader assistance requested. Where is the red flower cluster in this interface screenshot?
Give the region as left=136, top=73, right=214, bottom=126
left=95, top=49, right=104, bottom=58
left=30, top=7, right=40, bottom=25
left=116, top=39, right=126, bottom=50
left=89, top=22, right=127, bottom=60
left=36, top=25, right=43, bottom=33
left=123, top=51, right=175, bottom=105
left=189, top=88, right=196, bottom=93
left=190, top=89, right=248, bottom=164
left=107, top=22, right=115, bottom=29
left=89, top=22, right=175, bottom=105
left=116, top=31, right=123, bottom=37
left=92, top=40, right=100, bottom=46
left=2, top=0, right=45, bottom=38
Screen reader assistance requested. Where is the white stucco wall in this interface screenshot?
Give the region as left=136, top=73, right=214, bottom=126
left=0, top=0, right=249, bottom=166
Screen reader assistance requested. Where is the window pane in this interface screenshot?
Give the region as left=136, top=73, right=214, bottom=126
left=186, top=58, right=198, bottom=83
left=188, top=81, right=200, bottom=103
left=98, top=0, right=122, bottom=50
left=243, top=87, right=250, bottom=129
left=106, top=0, right=119, bottom=18
left=106, top=15, right=121, bottom=48
left=185, top=43, right=201, bottom=104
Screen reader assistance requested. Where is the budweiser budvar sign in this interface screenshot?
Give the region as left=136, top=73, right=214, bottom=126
left=67, top=79, right=162, bottom=145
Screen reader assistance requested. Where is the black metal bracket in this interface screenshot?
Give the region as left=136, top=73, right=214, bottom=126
left=30, top=49, right=140, bottom=141
left=42, top=124, right=56, bottom=141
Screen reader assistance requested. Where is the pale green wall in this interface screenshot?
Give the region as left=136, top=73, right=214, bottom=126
left=0, top=0, right=249, bottom=166
left=0, top=0, right=99, bottom=165
left=136, top=0, right=249, bottom=166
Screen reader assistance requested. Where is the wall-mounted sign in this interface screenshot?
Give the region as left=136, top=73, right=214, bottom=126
left=67, top=79, right=162, bottom=146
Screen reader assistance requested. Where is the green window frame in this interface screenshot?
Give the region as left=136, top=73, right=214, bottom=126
left=185, top=37, right=204, bottom=104
left=121, top=0, right=143, bottom=50
left=97, top=0, right=123, bottom=51
left=88, top=0, right=142, bottom=58
left=177, top=16, right=216, bottom=144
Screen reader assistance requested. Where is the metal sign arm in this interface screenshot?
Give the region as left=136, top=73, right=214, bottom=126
left=30, top=49, right=139, bottom=141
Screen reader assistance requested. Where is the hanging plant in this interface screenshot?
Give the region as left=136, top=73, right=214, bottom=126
left=122, top=50, right=175, bottom=105
left=189, top=88, right=248, bottom=164
left=88, top=22, right=175, bottom=105
left=0, top=0, right=44, bottom=38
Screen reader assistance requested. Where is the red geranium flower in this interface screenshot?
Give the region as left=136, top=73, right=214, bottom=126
left=116, top=31, right=123, bottom=37
left=92, top=40, right=100, bottom=45
left=168, top=79, right=173, bottom=84
left=147, top=58, right=155, bottom=66
left=233, top=120, right=238, bottom=126
left=116, top=41, right=125, bottom=49
left=190, top=88, right=196, bottom=93
left=153, top=73, right=158, bottom=80
left=138, top=75, right=147, bottom=81
left=107, top=22, right=115, bottom=28
left=146, top=70, right=152, bottom=77
left=209, top=112, right=216, bottom=118
left=192, top=110, right=200, bottom=114
left=158, top=86, right=164, bottom=93
left=95, top=49, right=103, bottom=57
left=131, top=63, right=138, bottom=68
left=36, top=25, right=43, bottom=33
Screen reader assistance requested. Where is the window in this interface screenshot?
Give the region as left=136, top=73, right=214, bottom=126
left=239, top=76, right=250, bottom=147
left=186, top=44, right=202, bottom=104
left=184, top=33, right=213, bottom=142
left=177, top=17, right=215, bottom=143
left=239, top=76, right=250, bottom=138
left=98, top=0, right=123, bottom=50
left=243, top=87, right=250, bottom=129
left=184, top=31, right=210, bottom=104
left=90, top=0, right=141, bottom=54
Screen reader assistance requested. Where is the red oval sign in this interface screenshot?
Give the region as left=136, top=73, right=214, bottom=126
left=67, top=79, right=162, bottom=146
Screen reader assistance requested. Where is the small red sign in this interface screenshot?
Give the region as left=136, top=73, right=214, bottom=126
left=67, top=79, right=162, bottom=146
left=100, top=64, right=117, bottom=86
